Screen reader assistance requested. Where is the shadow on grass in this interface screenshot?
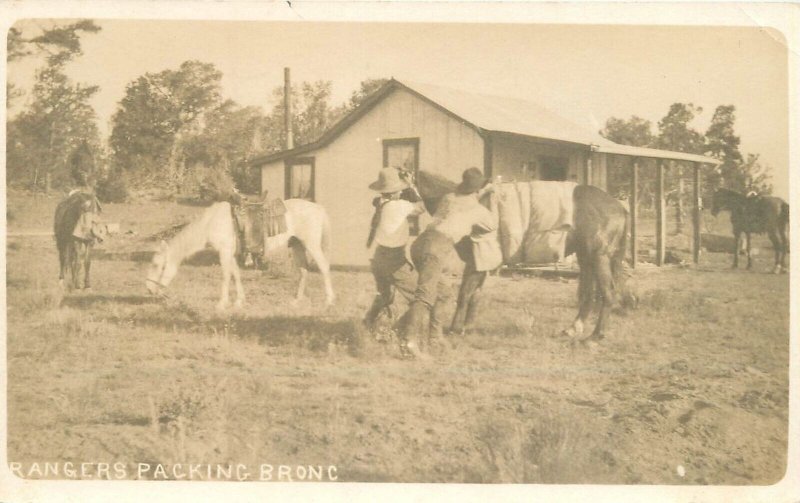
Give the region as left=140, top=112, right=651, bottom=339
left=60, top=293, right=162, bottom=308
left=93, top=249, right=220, bottom=266
left=106, top=302, right=362, bottom=353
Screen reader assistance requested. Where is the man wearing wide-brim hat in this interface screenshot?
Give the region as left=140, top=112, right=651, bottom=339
left=400, top=167, right=497, bottom=358
left=364, top=167, right=426, bottom=334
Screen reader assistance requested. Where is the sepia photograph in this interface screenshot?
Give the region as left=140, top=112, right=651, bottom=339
left=2, top=2, right=798, bottom=501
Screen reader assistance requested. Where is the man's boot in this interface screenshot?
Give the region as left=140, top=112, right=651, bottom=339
left=363, top=295, right=385, bottom=332
left=429, top=300, right=451, bottom=353
left=403, top=301, right=429, bottom=359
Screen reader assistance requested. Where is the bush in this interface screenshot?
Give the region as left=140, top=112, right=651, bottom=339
left=96, top=173, right=129, bottom=203
left=197, top=168, right=236, bottom=204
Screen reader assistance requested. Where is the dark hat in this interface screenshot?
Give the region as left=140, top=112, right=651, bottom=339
left=456, top=167, right=486, bottom=194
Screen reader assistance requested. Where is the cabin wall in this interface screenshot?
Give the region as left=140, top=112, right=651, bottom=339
left=489, top=135, right=607, bottom=191
left=260, top=87, right=484, bottom=267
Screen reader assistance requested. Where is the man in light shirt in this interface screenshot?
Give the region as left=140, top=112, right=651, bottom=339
left=402, top=167, right=497, bottom=358
left=363, top=167, right=426, bottom=333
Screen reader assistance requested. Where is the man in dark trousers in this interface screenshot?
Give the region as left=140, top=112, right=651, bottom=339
left=401, top=167, right=497, bottom=358
left=363, top=167, right=426, bottom=333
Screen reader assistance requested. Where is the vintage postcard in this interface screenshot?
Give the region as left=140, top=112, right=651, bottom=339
left=2, top=1, right=798, bottom=502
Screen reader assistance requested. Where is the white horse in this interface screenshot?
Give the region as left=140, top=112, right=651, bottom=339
left=146, top=199, right=335, bottom=309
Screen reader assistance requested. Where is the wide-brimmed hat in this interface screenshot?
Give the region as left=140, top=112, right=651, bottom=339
left=369, top=167, right=408, bottom=193
left=456, top=167, right=486, bottom=194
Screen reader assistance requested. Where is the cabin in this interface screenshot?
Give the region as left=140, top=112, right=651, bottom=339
left=252, top=79, right=719, bottom=268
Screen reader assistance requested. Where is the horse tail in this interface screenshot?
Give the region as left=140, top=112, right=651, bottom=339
left=612, top=206, right=636, bottom=309
left=780, top=201, right=789, bottom=226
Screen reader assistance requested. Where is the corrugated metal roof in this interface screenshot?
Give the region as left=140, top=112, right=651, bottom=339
left=400, top=80, right=720, bottom=165
left=252, top=78, right=721, bottom=166
left=400, top=80, right=614, bottom=147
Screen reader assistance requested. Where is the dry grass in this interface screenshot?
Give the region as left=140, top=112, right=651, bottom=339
left=5, top=193, right=791, bottom=484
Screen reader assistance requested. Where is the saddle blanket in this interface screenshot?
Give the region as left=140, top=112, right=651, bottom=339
left=496, top=181, right=578, bottom=265
left=235, top=198, right=288, bottom=255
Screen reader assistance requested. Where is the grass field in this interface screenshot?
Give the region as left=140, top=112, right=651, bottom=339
left=5, top=190, right=790, bottom=484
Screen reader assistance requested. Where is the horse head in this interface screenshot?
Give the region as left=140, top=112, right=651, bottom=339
left=146, top=239, right=176, bottom=295
left=71, top=196, right=105, bottom=242
left=710, top=188, right=739, bottom=217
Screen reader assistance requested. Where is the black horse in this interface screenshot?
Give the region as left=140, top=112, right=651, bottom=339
left=711, top=188, right=789, bottom=273
left=415, top=171, right=633, bottom=342
left=54, top=192, right=105, bottom=290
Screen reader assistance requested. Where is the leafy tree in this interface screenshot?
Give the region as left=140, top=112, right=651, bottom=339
left=262, top=80, right=337, bottom=153
left=599, top=116, right=654, bottom=147
left=739, top=154, right=773, bottom=195
left=109, top=60, right=224, bottom=189
left=184, top=101, right=269, bottom=192
left=7, top=20, right=101, bottom=107
left=600, top=116, right=656, bottom=200
left=7, top=52, right=101, bottom=191
left=655, top=103, right=705, bottom=154
left=702, top=105, right=769, bottom=195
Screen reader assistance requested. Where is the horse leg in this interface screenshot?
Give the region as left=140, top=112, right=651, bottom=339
left=83, top=245, right=92, bottom=290
left=291, top=243, right=309, bottom=304
left=216, top=249, right=233, bottom=311
left=71, top=242, right=83, bottom=290
left=778, top=226, right=788, bottom=273
left=589, top=254, right=615, bottom=340
left=768, top=231, right=781, bottom=274
left=732, top=231, right=740, bottom=269
left=563, top=254, right=593, bottom=338
left=306, top=244, right=335, bottom=306
left=746, top=232, right=753, bottom=270
left=231, top=256, right=245, bottom=308
left=58, top=242, right=67, bottom=288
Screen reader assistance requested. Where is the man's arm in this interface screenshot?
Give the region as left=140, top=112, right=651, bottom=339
left=472, top=195, right=498, bottom=233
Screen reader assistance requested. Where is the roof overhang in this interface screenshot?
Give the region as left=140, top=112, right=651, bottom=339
left=593, top=143, right=722, bottom=165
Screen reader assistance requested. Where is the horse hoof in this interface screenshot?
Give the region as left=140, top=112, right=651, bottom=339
left=215, top=302, right=230, bottom=312
left=234, top=300, right=244, bottom=309
left=562, top=320, right=584, bottom=339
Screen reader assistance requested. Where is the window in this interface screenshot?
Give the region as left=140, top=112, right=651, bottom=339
left=538, top=155, right=568, bottom=181
left=285, top=157, right=315, bottom=201
left=382, top=138, right=421, bottom=234
left=383, top=138, right=420, bottom=176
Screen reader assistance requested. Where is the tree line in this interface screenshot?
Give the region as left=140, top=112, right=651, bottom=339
left=600, top=103, right=773, bottom=208
left=7, top=20, right=773, bottom=204
left=6, top=20, right=386, bottom=201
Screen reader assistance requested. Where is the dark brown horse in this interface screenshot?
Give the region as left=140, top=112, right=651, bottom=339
left=710, top=188, right=789, bottom=273
left=54, top=192, right=105, bottom=290
left=415, top=171, right=632, bottom=342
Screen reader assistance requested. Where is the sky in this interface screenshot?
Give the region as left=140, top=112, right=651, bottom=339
left=7, top=20, right=790, bottom=198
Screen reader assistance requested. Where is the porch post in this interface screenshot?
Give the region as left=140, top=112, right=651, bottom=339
left=693, top=162, right=702, bottom=264
left=630, top=158, right=639, bottom=268
left=656, top=159, right=666, bottom=266
left=584, top=152, right=592, bottom=185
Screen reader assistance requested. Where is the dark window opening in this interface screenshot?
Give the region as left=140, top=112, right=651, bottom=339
left=539, top=155, right=568, bottom=181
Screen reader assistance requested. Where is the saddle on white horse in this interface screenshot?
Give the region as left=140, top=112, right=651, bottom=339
left=233, top=198, right=288, bottom=257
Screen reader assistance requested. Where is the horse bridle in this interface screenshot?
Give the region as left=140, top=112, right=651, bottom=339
left=146, top=260, right=170, bottom=293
